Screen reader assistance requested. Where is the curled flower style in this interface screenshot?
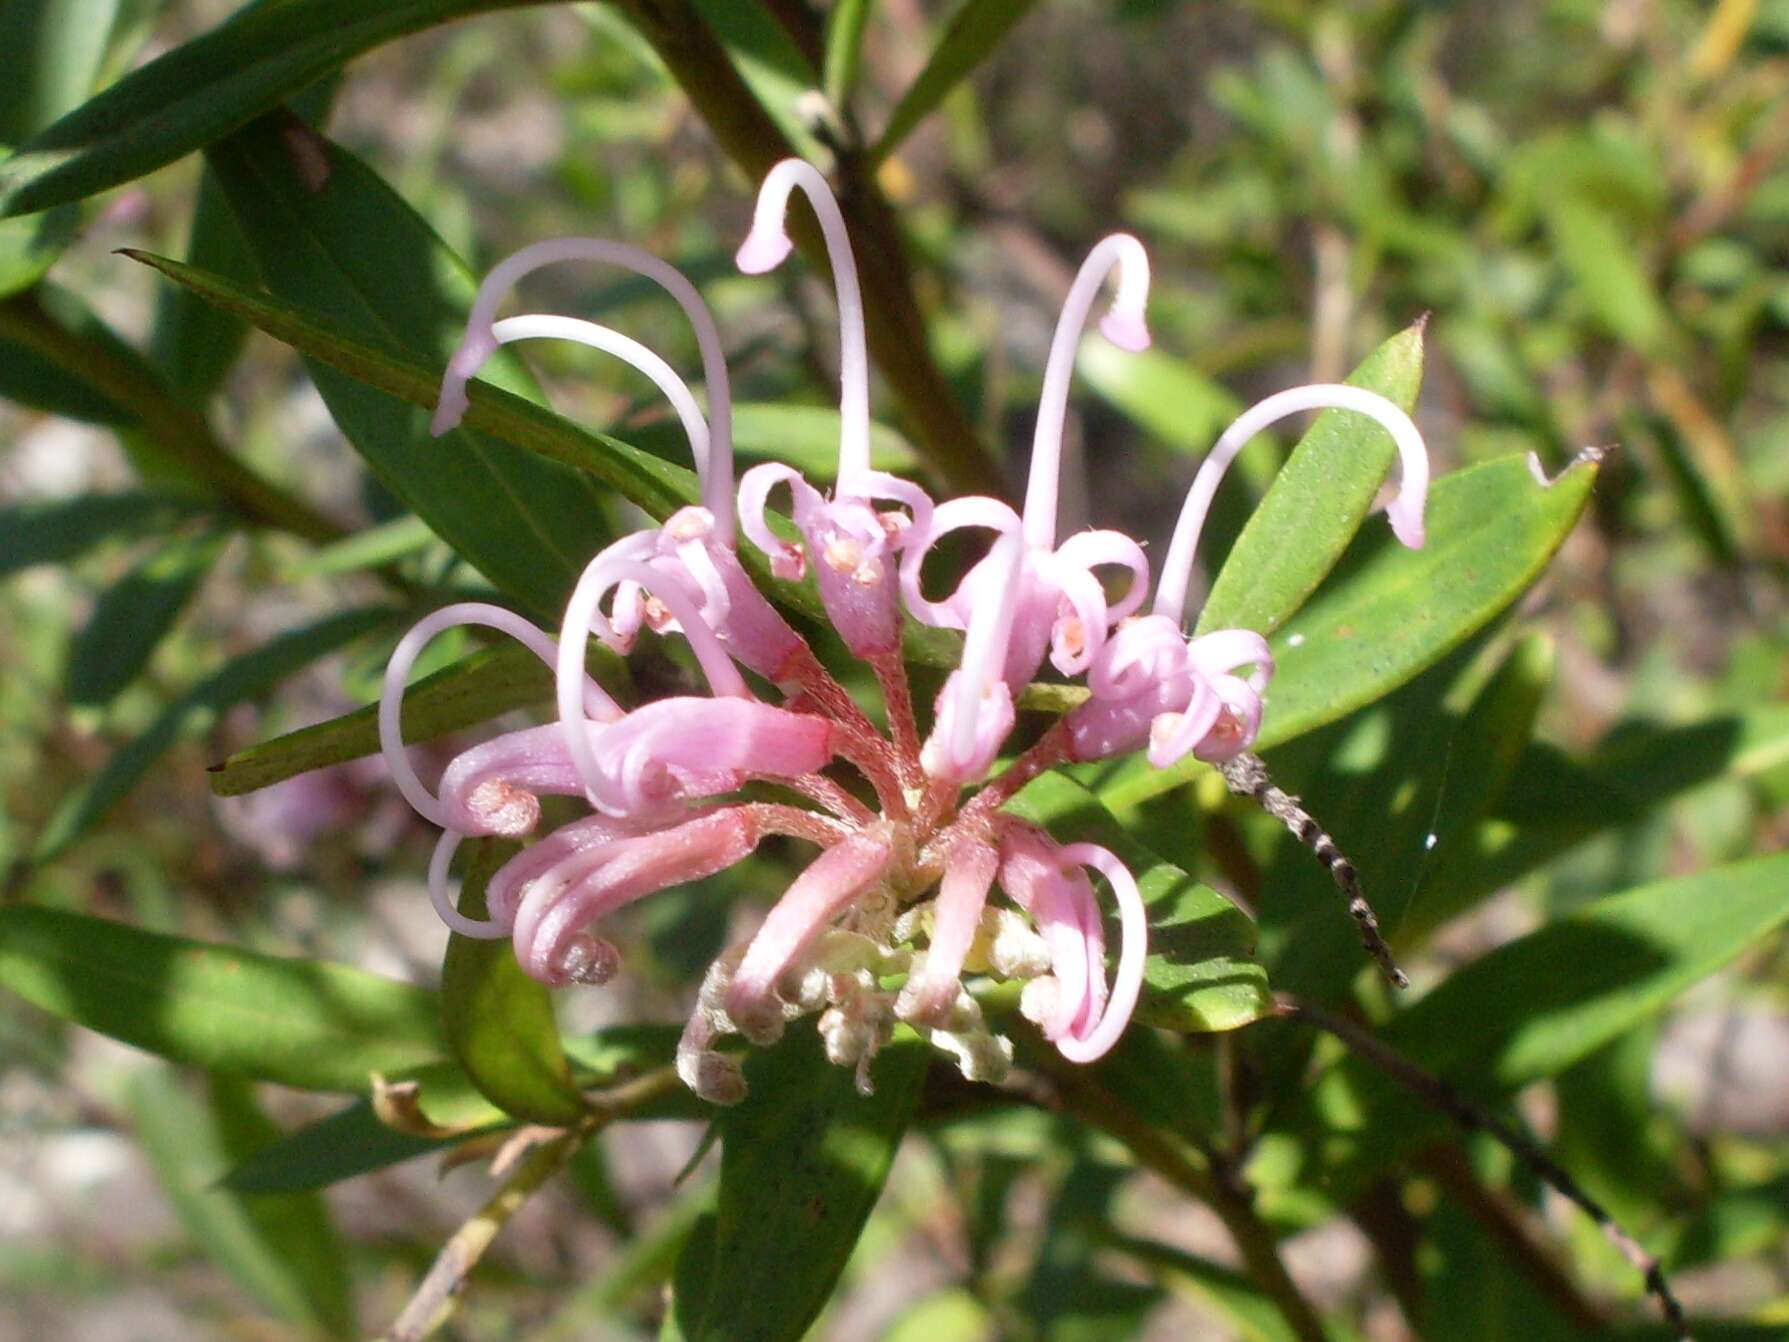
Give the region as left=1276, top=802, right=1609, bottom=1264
left=382, top=160, right=1438, bottom=1103
left=1067, top=383, right=1432, bottom=769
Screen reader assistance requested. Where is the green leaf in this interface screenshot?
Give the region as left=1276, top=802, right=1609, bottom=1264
left=680, top=1023, right=926, bottom=1342
left=0, top=0, right=124, bottom=294
left=206, top=112, right=615, bottom=616
left=823, top=0, right=875, bottom=109
left=127, top=1067, right=355, bottom=1336
left=206, top=639, right=628, bottom=797
left=627, top=401, right=920, bottom=480
left=1005, top=771, right=1271, bottom=1034
left=0, top=282, right=144, bottom=423
left=442, top=838, right=587, bottom=1125
left=65, top=528, right=228, bottom=708
left=1112, top=1235, right=1300, bottom=1342
left=0, top=491, right=204, bottom=575
left=870, top=0, right=1040, bottom=167
left=125, top=247, right=968, bottom=669
left=1296, top=850, right=1789, bottom=1198
left=1103, top=451, right=1597, bottom=812
left=1076, top=340, right=1239, bottom=459
left=36, top=605, right=393, bottom=857
left=1199, top=320, right=1426, bottom=637
left=0, top=0, right=556, bottom=218
left=1545, top=196, right=1669, bottom=355
left=686, top=0, right=825, bottom=158
left=280, top=512, right=439, bottom=580
left=0, top=905, right=445, bottom=1091
left=148, top=167, right=256, bottom=399
left=221, top=1098, right=458, bottom=1195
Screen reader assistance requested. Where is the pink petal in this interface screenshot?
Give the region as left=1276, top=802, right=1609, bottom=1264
left=902, top=840, right=999, bottom=1024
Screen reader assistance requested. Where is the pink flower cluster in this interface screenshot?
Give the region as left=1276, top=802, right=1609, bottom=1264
left=380, top=160, right=1431, bottom=1103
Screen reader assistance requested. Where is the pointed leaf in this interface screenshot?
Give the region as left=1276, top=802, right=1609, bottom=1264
left=36, top=604, right=394, bottom=857
left=442, top=837, right=587, bottom=1125
left=128, top=1068, right=355, bottom=1336
left=1199, top=320, right=1426, bottom=637
left=1006, top=771, right=1271, bottom=1033
left=0, top=0, right=556, bottom=218
left=683, top=1023, right=926, bottom=1342
left=221, top=1098, right=458, bottom=1195
left=870, top=0, right=1041, bottom=167
left=1295, top=850, right=1789, bottom=1199
left=65, top=528, right=228, bottom=708
left=0, top=906, right=445, bottom=1091
left=1103, top=452, right=1597, bottom=812
left=206, top=112, right=614, bottom=616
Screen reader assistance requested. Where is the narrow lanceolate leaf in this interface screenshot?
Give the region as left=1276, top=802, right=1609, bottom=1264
left=65, top=528, right=228, bottom=708
left=221, top=1098, right=458, bottom=1195
left=823, top=0, right=875, bottom=109
left=0, top=0, right=556, bottom=218
left=1103, top=451, right=1597, bottom=812
left=36, top=605, right=394, bottom=857
left=442, top=838, right=588, bottom=1126
left=870, top=0, right=1041, bottom=167
left=0, top=492, right=204, bottom=575
left=206, top=112, right=614, bottom=616
left=1006, top=771, right=1271, bottom=1034
left=128, top=1069, right=356, bottom=1337
left=687, top=0, right=825, bottom=159
left=207, top=640, right=629, bottom=798
left=149, top=168, right=256, bottom=399
left=680, top=1023, right=926, bottom=1342
left=1199, top=319, right=1425, bottom=637
left=1294, top=850, right=1789, bottom=1198
left=126, top=248, right=968, bottom=669
left=0, top=906, right=445, bottom=1091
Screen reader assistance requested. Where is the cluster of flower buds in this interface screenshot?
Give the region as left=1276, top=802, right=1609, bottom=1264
left=379, top=159, right=1432, bottom=1103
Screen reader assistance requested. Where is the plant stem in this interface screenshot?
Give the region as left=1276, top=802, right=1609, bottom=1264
left=611, top=0, right=1002, bottom=497
left=0, top=288, right=344, bottom=544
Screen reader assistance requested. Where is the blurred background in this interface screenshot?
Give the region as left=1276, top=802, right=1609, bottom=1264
left=2, top=1, right=1786, bottom=1338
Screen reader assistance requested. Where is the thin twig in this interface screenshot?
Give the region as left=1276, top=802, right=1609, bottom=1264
left=1275, top=995, right=1691, bottom=1340
left=1219, top=753, right=1408, bottom=988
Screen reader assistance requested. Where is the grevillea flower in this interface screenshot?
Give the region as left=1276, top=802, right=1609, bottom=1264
left=380, top=158, right=1435, bottom=1103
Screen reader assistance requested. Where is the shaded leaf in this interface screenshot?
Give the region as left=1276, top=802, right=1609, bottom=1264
left=1006, top=771, right=1271, bottom=1034
left=128, top=1067, right=355, bottom=1336
left=0, top=906, right=444, bottom=1092
left=0, top=491, right=204, bottom=575
left=221, top=1097, right=458, bottom=1195
left=148, top=167, right=256, bottom=398
left=1295, top=851, right=1789, bottom=1198
left=822, top=0, right=875, bottom=109
left=65, top=527, right=228, bottom=708
left=442, top=837, right=587, bottom=1125
left=687, top=0, right=824, bottom=158
left=871, top=0, right=1041, bottom=166
left=0, top=0, right=556, bottom=217
left=1112, top=1234, right=1300, bottom=1342
left=36, top=605, right=393, bottom=856
left=680, top=1023, right=926, bottom=1342
left=207, top=112, right=614, bottom=616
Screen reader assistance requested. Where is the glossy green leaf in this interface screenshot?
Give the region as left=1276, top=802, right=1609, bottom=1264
left=65, top=528, right=228, bottom=708
left=1199, top=320, right=1425, bottom=637
left=128, top=1068, right=355, bottom=1336
left=206, top=112, right=614, bottom=616
left=148, top=168, right=256, bottom=399
left=0, top=906, right=445, bottom=1091
left=1005, top=771, right=1271, bottom=1033
left=36, top=605, right=393, bottom=856
left=442, top=837, right=587, bottom=1125
left=1296, top=850, right=1789, bottom=1197
left=0, top=0, right=556, bottom=218
left=871, top=0, right=1040, bottom=167
left=1102, top=452, right=1597, bottom=812
left=0, top=491, right=204, bottom=575
left=206, top=639, right=628, bottom=797
left=678, top=1023, right=926, bottom=1342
